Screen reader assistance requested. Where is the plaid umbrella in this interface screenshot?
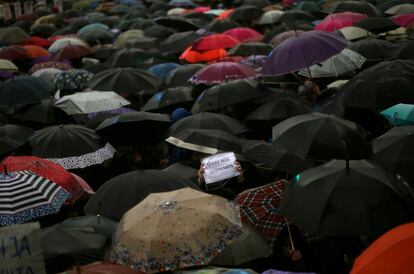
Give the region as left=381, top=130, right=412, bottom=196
left=234, top=180, right=288, bottom=247
left=0, top=170, right=70, bottom=225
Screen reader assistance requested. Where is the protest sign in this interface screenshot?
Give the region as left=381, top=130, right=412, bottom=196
left=0, top=222, right=46, bottom=274
left=53, top=0, right=63, bottom=12
left=24, top=1, right=34, bottom=15
left=201, top=152, right=240, bottom=184
left=36, top=0, right=47, bottom=5
left=13, top=2, right=22, bottom=19
left=2, top=3, right=12, bottom=21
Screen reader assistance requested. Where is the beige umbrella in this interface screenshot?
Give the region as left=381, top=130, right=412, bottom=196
left=110, top=188, right=243, bottom=273
left=113, top=30, right=145, bottom=48
left=339, top=26, right=375, bottom=41
left=0, top=59, right=18, bottom=72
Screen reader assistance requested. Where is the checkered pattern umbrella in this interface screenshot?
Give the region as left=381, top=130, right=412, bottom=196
left=234, top=180, right=288, bottom=247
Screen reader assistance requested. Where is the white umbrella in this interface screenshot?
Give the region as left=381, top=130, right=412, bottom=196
left=339, top=26, right=375, bottom=41
left=48, top=37, right=89, bottom=54
left=54, top=91, right=131, bottom=115
left=258, top=10, right=284, bottom=25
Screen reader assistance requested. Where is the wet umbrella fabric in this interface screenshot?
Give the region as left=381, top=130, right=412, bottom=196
left=165, top=64, right=204, bottom=87
left=54, top=70, right=93, bottom=95
left=64, top=261, right=143, bottom=274
left=84, top=169, right=200, bottom=220
left=141, top=87, right=193, bottom=112
left=0, top=124, right=34, bottom=155
left=279, top=159, right=414, bottom=237
left=0, top=171, right=70, bottom=225
left=159, top=31, right=200, bottom=55
left=353, top=17, right=399, bottom=34
left=189, top=62, right=257, bottom=85
left=0, top=27, right=30, bottom=44
left=380, top=104, right=414, bottom=126
left=314, top=12, right=368, bottom=32
left=348, top=38, right=401, bottom=62
left=192, top=34, right=241, bottom=51
left=323, top=1, right=381, bottom=17
left=228, top=42, right=272, bottom=57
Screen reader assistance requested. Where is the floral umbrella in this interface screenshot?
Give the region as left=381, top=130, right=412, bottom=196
left=110, top=188, right=242, bottom=273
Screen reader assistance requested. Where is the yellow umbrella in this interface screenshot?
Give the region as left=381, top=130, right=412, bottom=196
left=0, top=59, right=18, bottom=72
left=110, top=188, right=243, bottom=273
left=32, top=14, right=57, bottom=28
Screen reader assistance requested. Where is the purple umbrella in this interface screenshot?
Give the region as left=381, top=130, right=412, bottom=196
left=263, top=30, right=348, bottom=76
left=189, top=61, right=257, bottom=85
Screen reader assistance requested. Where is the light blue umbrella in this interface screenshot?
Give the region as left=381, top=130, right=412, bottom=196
left=148, top=63, right=181, bottom=80
left=78, top=23, right=110, bottom=37
left=380, top=103, right=414, bottom=126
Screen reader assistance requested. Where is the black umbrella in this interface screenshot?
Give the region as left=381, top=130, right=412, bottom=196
left=78, top=29, right=114, bottom=45
left=84, top=169, right=199, bottom=220
left=262, top=24, right=314, bottom=43
left=279, top=159, right=414, bottom=237
left=129, top=18, right=157, bottom=30
left=377, top=0, right=410, bottom=11
left=162, top=162, right=198, bottom=181
left=0, top=124, right=33, bottom=155
left=144, top=25, right=176, bottom=40
left=159, top=31, right=200, bottom=55
left=340, top=60, right=414, bottom=111
left=371, top=126, right=414, bottom=180
left=243, top=0, right=271, bottom=8
left=95, top=111, right=171, bottom=145
left=88, top=68, right=161, bottom=96
left=228, top=42, right=273, bottom=57
left=165, top=64, right=205, bottom=87
left=168, top=112, right=249, bottom=136
left=121, top=35, right=159, bottom=50
left=155, top=16, right=199, bottom=31
left=241, top=139, right=313, bottom=174
left=278, top=10, right=316, bottom=25
left=61, top=216, right=118, bottom=238
left=353, top=17, right=399, bottom=34
left=30, top=24, right=58, bottom=38
left=148, top=1, right=171, bottom=13
left=203, top=19, right=240, bottom=33
left=191, top=79, right=261, bottom=113
left=230, top=6, right=263, bottom=22
left=272, top=113, right=372, bottom=161
left=395, top=40, right=414, bottom=60
left=323, top=1, right=382, bottom=16
left=0, top=76, right=53, bottom=106
left=0, top=27, right=30, bottom=44
left=105, top=48, right=153, bottom=68
left=83, top=63, right=112, bottom=74
left=348, top=38, right=401, bottom=63
left=141, top=87, right=194, bottom=112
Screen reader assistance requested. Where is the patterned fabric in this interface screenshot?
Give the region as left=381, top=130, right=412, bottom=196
left=47, top=142, right=116, bottom=170
left=54, top=69, right=93, bottom=93
left=28, top=61, right=73, bottom=74
left=234, top=180, right=288, bottom=247
left=0, top=170, right=70, bottom=225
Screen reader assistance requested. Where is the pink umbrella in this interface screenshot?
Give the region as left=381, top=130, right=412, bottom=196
left=223, top=27, right=263, bottom=42
left=315, top=12, right=368, bottom=32
left=392, top=13, right=414, bottom=27
left=189, top=61, right=257, bottom=84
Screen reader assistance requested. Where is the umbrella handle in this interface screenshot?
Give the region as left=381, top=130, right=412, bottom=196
left=285, top=218, right=295, bottom=251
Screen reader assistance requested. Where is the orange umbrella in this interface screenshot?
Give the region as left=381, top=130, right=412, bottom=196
left=351, top=222, right=414, bottom=274
left=23, top=45, right=49, bottom=59
left=180, top=46, right=228, bottom=63
left=218, top=9, right=235, bottom=20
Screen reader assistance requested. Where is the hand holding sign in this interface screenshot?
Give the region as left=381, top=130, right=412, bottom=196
left=200, top=152, right=242, bottom=185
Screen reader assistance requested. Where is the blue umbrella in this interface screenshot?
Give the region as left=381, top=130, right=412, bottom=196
left=78, top=23, right=110, bottom=36
left=380, top=104, right=414, bottom=126
left=148, top=63, right=181, bottom=80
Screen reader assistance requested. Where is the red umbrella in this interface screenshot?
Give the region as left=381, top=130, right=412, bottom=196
left=189, top=61, right=257, bottom=84
left=0, top=45, right=27, bottom=60
left=392, top=13, right=414, bottom=28
left=315, top=12, right=368, bottom=32
left=235, top=180, right=288, bottom=247
left=51, top=44, right=93, bottom=61
left=223, top=27, right=263, bottom=42
left=0, top=156, right=93, bottom=204
left=22, top=45, right=49, bottom=59
left=179, top=46, right=228, bottom=63
left=21, top=36, right=52, bottom=48
left=192, top=34, right=241, bottom=51
left=218, top=9, right=235, bottom=20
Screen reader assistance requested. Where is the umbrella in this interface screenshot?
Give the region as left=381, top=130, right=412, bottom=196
left=14, top=98, right=67, bottom=127
left=192, top=34, right=241, bottom=51
left=348, top=38, right=401, bottom=62
left=350, top=222, right=414, bottom=274
left=338, top=26, right=375, bottom=41
left=278, top=10, right=316, bottom=25
left=169, top=0, right=197, bottom=7
left=147, top=63, right=181, bottom=80
left=51, top=44, right=94, bottom=61
left=62, top=216, right=118, bottom=238
left=258, top=10, right=284, bottom=25
left=191, top=79, right=260, bottom=113
left=189, top=62, right=257, bottom=85
left=223, top=28, right=263, bottom=43
left=297, top=48, right=366, bottom=78
left=263, top=31, right=348, bottom=76
left=353, top=17, right=399, bottom=34
left=380, top=104, right=414, bottom=126
left=63, top=261, right=143, bottom=274
left=241, top=140, right=313, bottom=174
left=243, top=0, right=271, bottom=8
left=229, top=6, right=263, bottom=22
left=109, top=188, right=242, bottom=273
left=165, top=64, right=204, bottom=87
left=0, top=156, right=92, bottom=204
left=0, top=59, right=18, bottom=72
left=203, top=19, right=240, bottom=33
left=279, top=159, right=414, bottom=237
left=0, top=45, right=27, bottom=60
left=29, top=124, right=116, bottom=170
left=385, top=3, right=414, bottom=15
left=340, top=60, right=414, bottom=111
left=23, top=36, right=53, bottom=48
left=323, top=1, right=382, bottom=17
left=95, top=112, right=171, bottom=145
left=234, top=180, right=288, bottom=247
left=272, top=113, right=372, bottom=161
left=54, top=70, right=93, bottom=95
left=113, top=30, right=144, bottom=47
left=141, top=87, right=193, bottom=112
left=269, top=30, right=305, bottom=48
left=228, top=42, right=272, bottom=57
left=30, top=24, right=58, bottom=39
left=392, top=13, right=414, bottom=28
left=159, top=31, right=200, bottom=55
left=104, top=48, right=150, bottom=68
left=370, top=126, right=414, bottom=180
left=0, top=76, right=52, bottom=106
left=166, top=128, right=243, bottom=154
left=0, top=27, right=30, bottom=44
left=168, top=112, right=249, bottom=136
left=119, top=35, right=158, bottom=50
left=31, top=68, right=63, bottom=86
left=54, top=91, right=130, bottom=115
left=88, top=68, right=161, bottom=97
left=144, top=25, right=176, bottom=41
left=154, top=16, right=199, bottom=32
left=0, top=124, right=34, bottom=156
left=0, top=170, right=70, bottom=225
left=315, top=12, right=368, bottom=32
left=22, top=45, right=49, bottom=59
left=84, top=169, right=199, bottom=220
left=180, top=47, right=228, bottom=64
left=48, top=37, right=89, bottom=54
left=162, top=163, right=198, bottom=181
left=29, top=61, right=73, bottom=74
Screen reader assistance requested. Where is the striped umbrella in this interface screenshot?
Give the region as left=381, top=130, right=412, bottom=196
left=0, top=170, right=70, bottom=225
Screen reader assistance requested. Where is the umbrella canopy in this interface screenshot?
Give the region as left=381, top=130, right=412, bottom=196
left=147, top=63, right=181, bottom=80
left=263, top=31, right=348, bottom=76
left=386, top=3, right=414, bottom=15
left=370, top=126, right=414, bottom=180
left=52, top=44, right=94, bottom=61
left=168, top=112, right=249, bottom=136
left=29, top=124, right=116, bottom=169
left=0, top=170, right=70, bottom=225
left=235, top=180, right=288, bottom=247
left=141, top=87, right=193, bottom=112
left=189, top=62, right=257, bottom=85
left=0, top=156, right=92, bottom=205
left=14, top=98, right=66, bottom=127
left=348, top=38, right=401, bottom=62
left=0, top=45, right=27, bottom=60
left=228, top=42, right=272, bottom=57
left=159, top=31, right=200, bottom=55
left=54, top=91, right=131, bottom=115
left=272, top=113, right=372, bottom=161
left=64, top=261, right=143, bottom=274
left=165, top=64, right=204, bottom=87
left=22, top=45, right=49, bottom=59
left=84, top=169, right=199, bottom=220
left=353, top=17, right=399, bottom=34
left=0, top=76, right=53, bottom=106
left=279, top=159, right=414, bottom=237
left=323, top=1, right=382, bottom=17
left=229, top=6, right=263, bottom=22
left=0, top=59, right=19, bottom=72
left=192, top=34, right=241, bottom=51
left=223, top=28, right=263, bottom=43
left=154, top=16, right=199, bottom=32
left=109, top=188, right=242, bottom=273
left=269, top=30, right=305, bottom=47
left=180, top=47, right=228, bottom=63
left=49, top=37, right=89, bottom=54
left=191, top=79, right=261, bottom=113
left=350, top=222, right=414, bottom=274
left=392, top=13, right=414, bottom=28
left=29, top=61, right=73, bottom=74
left=315, top=12, right=368, bottom=32
left=380, top=103, right=414, bottom=126
left=104, top=48, right=151, bottom=68
left=0, top=27, right=30, bottom=44
left=88, top=68, right=161, bottom=97
left=340, top=60, right=414, bottom=111
left=258, top=10, right=284, bottom=25
left=54, top=69, right=93, bottom=95
left=166, top=128, right=243, bottom=154
left=0, top=124, right=34, bottom=155
left=203, top=19, right=240, bottom=33
left=297, top=48, right=366, bottom=78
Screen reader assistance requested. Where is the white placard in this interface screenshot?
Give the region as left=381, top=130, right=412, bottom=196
left=201, top=152, right=240, bottom=184
left=2, top=3, right=12, bottom=21
left=24, top=1, right=33, bottom=15
left=53, top=0, right=63, bottom=12
left=13, top=2, right=22, bottom=19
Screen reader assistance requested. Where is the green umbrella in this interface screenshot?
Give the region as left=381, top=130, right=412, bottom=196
left=380, top=104, right=414, bottom=126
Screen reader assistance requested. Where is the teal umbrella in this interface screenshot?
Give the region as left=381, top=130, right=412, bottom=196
left=380, top=103, right=414, bottom=126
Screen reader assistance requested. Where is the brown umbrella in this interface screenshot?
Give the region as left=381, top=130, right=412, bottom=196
left=110, top=188, right=243, bottom=273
